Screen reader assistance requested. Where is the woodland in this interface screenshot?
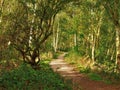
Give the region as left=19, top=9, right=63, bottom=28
left=0, top=0, right=120, bottom=90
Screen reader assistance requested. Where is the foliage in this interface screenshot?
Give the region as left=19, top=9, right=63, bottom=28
left=52, top=52, right=60, bottom=59
left=56, top=0, right=120, bottom=74
left=0, top=59, right=72, bottom=90
left=88, top=73, right=102, bottom=81
left=0, top=0, right=77, bottom=68
left=65, top=51, right=120, bottom=84
left=0, top=0, right=120, bottom=88
left=65, top=50, right=80, bottom=65
left=79, top=67, right=91, bottom=74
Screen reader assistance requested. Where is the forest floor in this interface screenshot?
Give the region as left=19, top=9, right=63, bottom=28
left=49, top=53, right=120, bottom=90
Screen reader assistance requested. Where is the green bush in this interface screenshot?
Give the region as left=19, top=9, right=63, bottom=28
left=0, top=60, right=72, bottom=90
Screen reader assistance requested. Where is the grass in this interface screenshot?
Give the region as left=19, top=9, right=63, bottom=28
left=0, top=59, right=72, bottom=90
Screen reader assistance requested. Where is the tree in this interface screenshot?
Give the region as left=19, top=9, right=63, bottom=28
left=1, top=0, right=77, bottom=69
left=52, top=14, right=60, bottom=52
left=98, top=0, right=120, bottom=71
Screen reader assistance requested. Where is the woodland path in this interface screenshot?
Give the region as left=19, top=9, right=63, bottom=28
left=49, top=53, right=120, bottom=90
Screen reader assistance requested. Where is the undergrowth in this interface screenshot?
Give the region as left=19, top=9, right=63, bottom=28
left=65, top=50, right=120, bottom=84
left=53, top=52, right=60, bottom=59
left=0, top=59, right=72, bottom=90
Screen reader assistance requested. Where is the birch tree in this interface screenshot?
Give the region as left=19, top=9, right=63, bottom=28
left=52, top=15, right=60, bottom=52
left=1, top=0, right=77, bottom=69
left=98, top=0, right=120, bottom=71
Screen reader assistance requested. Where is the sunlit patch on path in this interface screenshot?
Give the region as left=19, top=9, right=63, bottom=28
left=50, top=53, right=120, bottom=90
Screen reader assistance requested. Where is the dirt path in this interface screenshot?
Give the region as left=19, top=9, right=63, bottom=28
left=50, top=53, right=120, bottom=90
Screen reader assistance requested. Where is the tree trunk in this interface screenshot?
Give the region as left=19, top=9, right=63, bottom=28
left=21, top=48, right=40, bottom=70
left=74, top=32, right=78, bottom=51
left=74, top=32, right=77, bottom=47
left=91, top=32, right=95, bottom=63
left=53, top=19, right=59, bottom=52
left=115, top=25, right=120, bottom=72
left=0, top=0, right=3, bottom=23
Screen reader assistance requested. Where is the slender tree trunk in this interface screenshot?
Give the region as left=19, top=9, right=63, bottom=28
left=53, top=19, right=59, bottom=52
left=0, top=0, right=4, bottom=23
left=74, top=32, right=77, bottom=47
left=90, top=9, right=103, bottom=66
left=110, top=45, right=115, bottom=61
left=53, top=30, right=59, bottom=52
left=29, top=3, right=36, bottom=46
left=91, top=31, right=95, bottom=63
left=115, top=26, right=120, bottom=68
left=74, top=31, right=78, bottom=51
left=104, top=0, right=120, bottom=72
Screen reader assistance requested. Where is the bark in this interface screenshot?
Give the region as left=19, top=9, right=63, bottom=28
left=74, top=32, right=77, bottom=47
left=91, top=31, right=95, bottom=63
left=114, top=0, right=120, bottom=70
left=0, top=0, right=4, bottom=23
left=22, top=49, right=40, bottom=69
left=104, top=0, right=120, bottom=72
left=29, top=3, right=36, bottom=46
left=90, top=8, right=103, bottom=66
left=115, top=26, right=120, bottom=68
left=53, top=18, right=59, bottom=52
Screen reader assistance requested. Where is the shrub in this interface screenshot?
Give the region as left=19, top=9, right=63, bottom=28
left=0, top=60, right=72, bottom=90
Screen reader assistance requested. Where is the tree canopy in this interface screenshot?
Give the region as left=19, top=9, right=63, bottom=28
left=0, top=0, right=78, bottom=69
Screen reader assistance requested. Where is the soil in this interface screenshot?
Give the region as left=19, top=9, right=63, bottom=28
left=49, top=53, right=120, bottom=90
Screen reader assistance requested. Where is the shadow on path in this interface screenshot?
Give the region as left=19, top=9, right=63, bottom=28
left=50, top=53, right=120, bottom=90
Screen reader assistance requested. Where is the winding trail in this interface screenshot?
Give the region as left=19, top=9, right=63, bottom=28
left=50, top=53, right=120, bottom=90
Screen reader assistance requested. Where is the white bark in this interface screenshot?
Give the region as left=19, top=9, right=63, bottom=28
left=74, top=32, right=77, bottom=47
left=91, top=32, right=95, bottom=62
left=0, top=0, right=4, bottom=23
left=29, top=4, right=36, bottom=46
left=110, top=45, right=115, bottom=61
left=115, top=26, right=120, bottom=65
left=53, top=19, right=59, bottom=52
left=90, top=9, right=103, bottom=65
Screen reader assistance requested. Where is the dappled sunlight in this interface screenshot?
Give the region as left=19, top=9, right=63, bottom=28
left=50, top=56, right=83, bottom=78
left=1, top=0, right=120, bottom=89
left=58, top=66, right=74, bottom=71
left=50, top=54, right=120, bottom=90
